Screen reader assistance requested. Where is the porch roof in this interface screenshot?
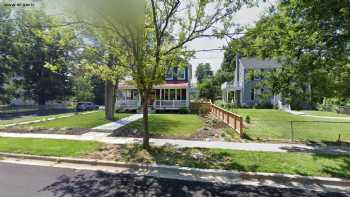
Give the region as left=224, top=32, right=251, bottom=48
left=119, top=81, right=188, bottom=90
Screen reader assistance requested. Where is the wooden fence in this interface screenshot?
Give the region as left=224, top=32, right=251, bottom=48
left=191, top=101, right=244, bottom=136
left=210, top=104, right=244, bottom=136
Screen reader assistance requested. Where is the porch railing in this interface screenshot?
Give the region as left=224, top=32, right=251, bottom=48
left=153, top=100, right=187, bottom=109
left=116, top=100, right=139, bottom=107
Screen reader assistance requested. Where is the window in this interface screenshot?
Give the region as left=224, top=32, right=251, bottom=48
left=164, top=89, right=169, bottom=100
left=156, top=89, right=160, bottom=100
left=165, top=68, right=175, bottom=80
left=250, top=88, right=255, bottom=101
left=181, top=89, right=186, bottom=100
left=170, top=89, right=175, bottom=100
left=177, top=67, right=186, bottom=80
left=126, top=90, right=138, bottom=100
left=176, top=89, right=181, bottom=100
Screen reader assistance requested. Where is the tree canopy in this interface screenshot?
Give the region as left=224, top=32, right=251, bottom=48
left=218, top=0, right=350, bottom=108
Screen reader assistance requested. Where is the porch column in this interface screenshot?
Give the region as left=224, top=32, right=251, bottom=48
left=138, top=91, right=141, bottom=107
left=160, top=89, right=162, bottom=107
left=175, top=88, right=177, bottom=100
left=186, top=87, right=190, bottom=108
left=175, top=89, right=178, bottom=108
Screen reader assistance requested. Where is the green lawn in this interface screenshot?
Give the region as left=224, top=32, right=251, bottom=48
left=121, top=114, right=204, bottom=138
left=230, top=109, right=350, bottom=142
left=0, top=137, right=102, bottom=157
left=0, top=113, right=75, bottom=128
left=29, top=111, right=130, bottom=128
left=301, top=110, right=350, bottom=118
left=118, top=145, right=350, bottom=179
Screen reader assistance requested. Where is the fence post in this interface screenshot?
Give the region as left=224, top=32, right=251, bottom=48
left=290, top=121, right=294, bottom=142
left=234, top=115, right=237, bottom=130
left=240, top=117, right=244, bottom=137
left=227, top=112, right=229, bottom=124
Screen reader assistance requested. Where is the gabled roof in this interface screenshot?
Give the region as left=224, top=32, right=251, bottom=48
left=240, top=57, right=281, bottom=69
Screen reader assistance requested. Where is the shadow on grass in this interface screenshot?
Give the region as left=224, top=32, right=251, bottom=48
left=241, top=132, right=254, bottom=141
left=119, top=145, right=267, bottom=173
left=313, top=153, right=350, bottom=179
left=40, top=171, right=343, bottom=197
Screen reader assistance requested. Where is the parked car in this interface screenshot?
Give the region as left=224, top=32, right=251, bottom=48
left=76, top=102, right=99, bottom=111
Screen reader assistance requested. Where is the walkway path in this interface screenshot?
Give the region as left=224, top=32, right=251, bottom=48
left=92, top=114, right=143, bottom=131
left=0, top=132, right=349, bottom=155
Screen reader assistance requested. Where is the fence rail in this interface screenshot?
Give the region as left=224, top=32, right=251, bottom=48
left=190, top=101, right=244, bottom=136
left=206, top=104, right=243, bottom=136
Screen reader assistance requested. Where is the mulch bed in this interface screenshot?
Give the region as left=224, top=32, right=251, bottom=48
left=0, top=127, right=93, bottom=135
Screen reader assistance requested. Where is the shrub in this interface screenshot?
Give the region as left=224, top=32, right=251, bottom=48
left=198, top=105, right=210, bottom=116
left=226, top=102, right=235, bottom=109
left=245, top=115, right=251, bottom=124
left=179, top=108, right=189, bottom=114
left=214, top=100, right=225, bottom=108
left=254, top=102, right=273, bottom=109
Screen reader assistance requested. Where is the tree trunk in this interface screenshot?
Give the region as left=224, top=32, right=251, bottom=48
left=142, top=92, right=150, bottom=149
left=104, top=80, right=116, bottom=120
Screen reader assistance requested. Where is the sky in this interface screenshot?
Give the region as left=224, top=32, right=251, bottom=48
left=188, top=1, right=276, bottom=78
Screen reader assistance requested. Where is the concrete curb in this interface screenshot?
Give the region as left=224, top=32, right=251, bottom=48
left=0, top=152, right=349, bottom=188
left=0, top=152, right=240, bottom=178
left=241, top=172, right=350, bottom=187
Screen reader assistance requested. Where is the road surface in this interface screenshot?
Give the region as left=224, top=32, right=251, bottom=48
left=0, top=162, right=348, bottom=197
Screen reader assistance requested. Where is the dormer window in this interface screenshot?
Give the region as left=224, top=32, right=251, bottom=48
left=177, top=67, right=186, bottom=80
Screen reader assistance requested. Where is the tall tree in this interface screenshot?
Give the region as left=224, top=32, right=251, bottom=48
left=195, top=63, right=213, bottom=83
left=232, top=0, right=350, bottom=108
left=54, top=0, right=253, bottom=148
left=72, top=75, right=95, bottom=102
left=133, top=0, right=251, bottom=148
left=79, top=26, right=128, bottom=120
left=0, top=7, right=18, bottom=103
left=16, top=9, right=78, bottom=105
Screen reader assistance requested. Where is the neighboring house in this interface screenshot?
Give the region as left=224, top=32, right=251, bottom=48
left=116, top=65, right=192, bottom=111
left=221, top=56, right=282, bottom=107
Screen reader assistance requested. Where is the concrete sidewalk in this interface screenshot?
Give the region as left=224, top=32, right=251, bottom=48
left=92, top=114, right=143, bottom=131
left=0, top=132, right=349, bottom=155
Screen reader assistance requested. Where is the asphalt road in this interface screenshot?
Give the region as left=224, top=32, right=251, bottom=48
left=0, top=162, right=348, bottom=197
